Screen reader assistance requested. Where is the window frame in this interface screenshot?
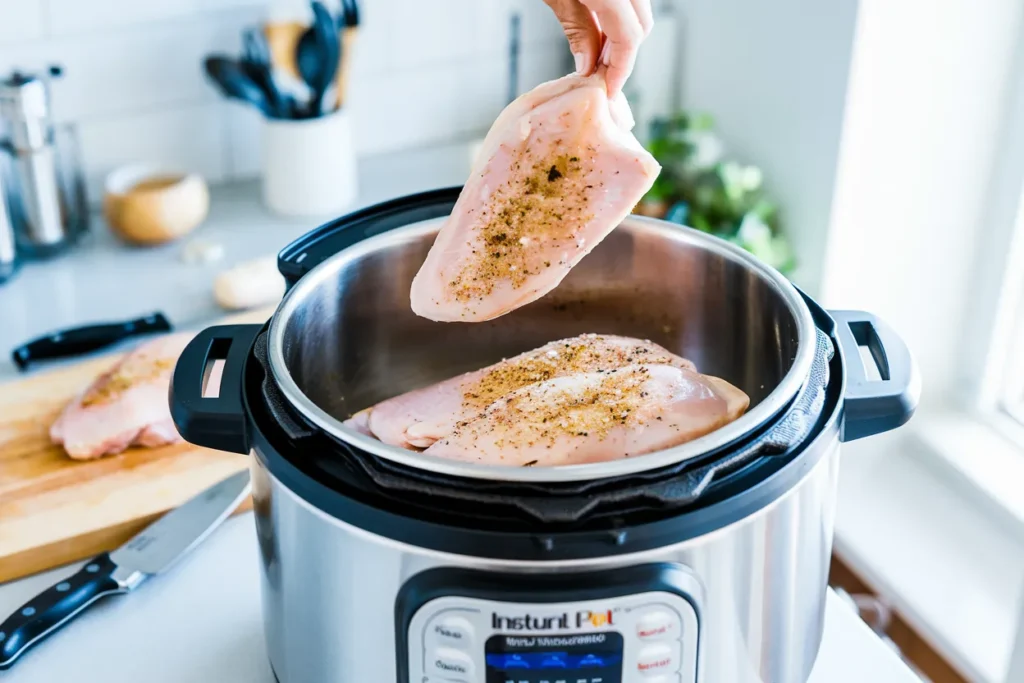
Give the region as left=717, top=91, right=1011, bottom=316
left=955, top=27, right=1024, bottom=441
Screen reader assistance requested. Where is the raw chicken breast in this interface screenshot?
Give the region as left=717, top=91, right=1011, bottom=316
left=346, top=334, right=696, bottom=450
left=410, top=70, right=661, bottom=322
left=424, top=364, right=750, bottom=467
left=50, top=333, right=192, bottom=460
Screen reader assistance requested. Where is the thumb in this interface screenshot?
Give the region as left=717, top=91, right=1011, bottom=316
left=543, top=0, right=602, bottom=75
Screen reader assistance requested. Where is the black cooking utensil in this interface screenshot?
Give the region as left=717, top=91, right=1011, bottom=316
left=296, top=1, right=340, bottom=117
left=203, top=55, right=273, bottom=117
left=240, top=59, right=293, bottom=119
left=11, top=312, right=172, bottom=371
left=240, top=29, right=291, bottom=119
left=340, top=0, right=360, bottom=28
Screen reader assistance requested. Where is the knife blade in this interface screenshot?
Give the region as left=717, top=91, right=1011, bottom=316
left=0, top=469, right=251, bottom=670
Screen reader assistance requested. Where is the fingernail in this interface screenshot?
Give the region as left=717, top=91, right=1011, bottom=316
left=574, top=52, right=586, bottom=74
left=599, top=41, right=611, bottom=66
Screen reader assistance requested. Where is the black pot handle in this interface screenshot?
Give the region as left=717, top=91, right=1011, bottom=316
left=830, top=310, right=920, bottom=442
left=170, top=324, right=262, bottom=454
left=276, top=186, right=461, bottom=284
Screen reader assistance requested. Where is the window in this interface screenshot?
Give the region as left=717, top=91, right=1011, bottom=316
left=818, top=4, right=1024, bottom=680
left=967, top=107, right=1024, bottom=450
left=1002, top=295, right=1024, bottom=430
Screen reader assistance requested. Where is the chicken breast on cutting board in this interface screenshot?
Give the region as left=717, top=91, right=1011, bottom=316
left=345, top=334, right=697, bottom=451
left=50, top=333, right=192, bottom=460
left=425, top=363, right=750, bottom=467
left=410, top=70, right=661, bottom=322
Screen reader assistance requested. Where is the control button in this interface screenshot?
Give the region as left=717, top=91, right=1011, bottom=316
left=427, top=614, right=475, bottom=648
left=428, top=647, right=474, bottom=678
left=636, top=609, right=681, bottom=641
left=636, top=642, right=680, bottom=676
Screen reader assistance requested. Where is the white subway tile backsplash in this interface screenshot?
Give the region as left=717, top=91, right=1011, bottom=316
left=46, top=0, right=264, bottom=36
left=344, top=0, right=393, bottom=77
left=0, top=0, right=568, bottom=195
left=348, top=56, right=507, bottom=154
left=0, top=10, right=261, bottom=122
left=78, top=104, right=228, bottom=201
left=391, top=0, right=498, bottom=69
left=225, top=102, right=263, bottom=178
left=389, top=1, right=565, bottom=71
left=0, top=1, right=46, bottom=45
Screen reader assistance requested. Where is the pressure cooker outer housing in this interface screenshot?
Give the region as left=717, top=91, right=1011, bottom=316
left=168, top=188, right=920, bottom=683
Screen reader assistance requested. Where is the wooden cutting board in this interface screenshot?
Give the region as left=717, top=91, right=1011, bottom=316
left=0, top=306, right=276, bottom=584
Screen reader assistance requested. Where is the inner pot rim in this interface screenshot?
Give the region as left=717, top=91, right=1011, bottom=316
left=267, top=213, right=818, bottom=482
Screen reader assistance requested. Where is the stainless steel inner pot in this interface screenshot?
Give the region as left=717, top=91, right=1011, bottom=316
left=267, top=214, right=817, bottom=482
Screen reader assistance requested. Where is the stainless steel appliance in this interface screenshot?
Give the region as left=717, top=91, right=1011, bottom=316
left=0, top=167, right=16, bottom=283
left=0, top=70, right=88, bottom=257
left=169, top=188, right=919, bottom=683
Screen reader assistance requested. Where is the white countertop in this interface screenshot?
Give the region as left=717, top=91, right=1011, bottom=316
left=0, top=511, right=920, bottom=683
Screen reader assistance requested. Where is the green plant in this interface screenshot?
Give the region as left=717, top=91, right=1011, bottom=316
left=640, top=112, right=795, bottom=274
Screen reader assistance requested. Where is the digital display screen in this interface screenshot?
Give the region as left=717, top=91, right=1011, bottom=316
left=484, top=632, right=624, bottom=683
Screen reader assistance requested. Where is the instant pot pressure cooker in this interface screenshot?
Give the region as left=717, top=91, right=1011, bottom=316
left=170, top=188, right=919, bottom=683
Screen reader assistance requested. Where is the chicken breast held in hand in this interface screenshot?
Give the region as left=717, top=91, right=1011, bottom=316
left=50, top=333, right=192, bottom=460
left=410, top=71, right=661, bottom=322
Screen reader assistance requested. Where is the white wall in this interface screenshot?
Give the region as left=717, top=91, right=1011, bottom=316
left=674, top=0, right=860, bottom=294
left=0, top=0, right=570, bottom=203
left=821, top=0, right=1024, bottom=409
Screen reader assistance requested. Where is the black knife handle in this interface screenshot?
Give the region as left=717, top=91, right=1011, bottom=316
left=11, top=312, right=173, bottom=370
left=0, top=553, right=127, bottom=670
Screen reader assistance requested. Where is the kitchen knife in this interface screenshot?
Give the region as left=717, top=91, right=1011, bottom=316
left=11, top=311, right=173, bottom=371
left=0, top=469, right=251, bottom=670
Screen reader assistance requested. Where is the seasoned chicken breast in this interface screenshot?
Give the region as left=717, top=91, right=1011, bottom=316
left=50, top=333, right=191, bottom=459
left=424, top=363, right=750, bottom=466
left=410, top=70, right=661, bottom=322
left=346, top=334, right=696, bottom=451
left=344, top=334, right=749, bottom=467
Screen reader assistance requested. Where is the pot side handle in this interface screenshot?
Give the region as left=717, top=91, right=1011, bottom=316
left=830, top=310, right=921, bottom=442
left=170, top=324, right=262, bottom=455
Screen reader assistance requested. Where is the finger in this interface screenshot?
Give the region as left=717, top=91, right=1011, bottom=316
left=542, top=0, right=602, bottom=75
left=580, top=0, right=645, bottom=95
left=631, top=0, right=654, bottom=37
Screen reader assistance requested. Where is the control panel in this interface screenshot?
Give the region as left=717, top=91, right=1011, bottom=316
left=400, top=565, right=702, bottom=683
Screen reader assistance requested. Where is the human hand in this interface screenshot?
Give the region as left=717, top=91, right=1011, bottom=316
left=542, top=0, right=654, bottom=96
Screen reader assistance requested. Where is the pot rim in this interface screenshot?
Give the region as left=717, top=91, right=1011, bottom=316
left=267, top=214, right=818, bottom=482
